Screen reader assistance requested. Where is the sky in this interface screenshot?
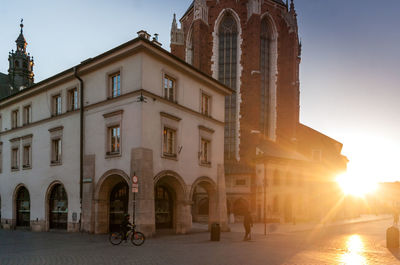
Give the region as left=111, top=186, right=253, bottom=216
left=0, top=0, right=399, bottom=182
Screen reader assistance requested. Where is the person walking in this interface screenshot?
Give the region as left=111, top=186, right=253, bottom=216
left=394, top=210, right=399, bottom=226
left=243, top=209, right=253, bottom=241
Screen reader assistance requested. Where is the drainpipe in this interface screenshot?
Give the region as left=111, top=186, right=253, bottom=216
left=74, top=67, right=84, bottom=231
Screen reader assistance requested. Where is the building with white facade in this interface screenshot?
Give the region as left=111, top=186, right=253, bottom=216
left=0, top=26, right=231, bottom=236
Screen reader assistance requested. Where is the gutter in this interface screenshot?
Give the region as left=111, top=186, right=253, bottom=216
left=73, top=67, right=84, bottom=231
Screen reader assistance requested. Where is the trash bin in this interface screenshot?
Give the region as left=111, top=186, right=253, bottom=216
left=387, top=226, right=399, bottom=248
left=210, top=223, right=220, bottom=241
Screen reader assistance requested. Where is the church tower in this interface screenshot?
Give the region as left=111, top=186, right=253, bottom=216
left=171, top=0, right=302, bottom=214
left=8, top=20, right=34, bottom=91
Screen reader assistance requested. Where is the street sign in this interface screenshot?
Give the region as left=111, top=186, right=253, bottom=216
left=132, top=175, right=138, bottom=184
left=132, top=174, right=139, bottom=193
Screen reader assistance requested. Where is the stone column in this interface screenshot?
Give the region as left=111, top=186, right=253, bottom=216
left=82, top=154, right=95, bottom=233
left=217, top=164, right=229, bottom=231
left=131, top=148, right=155, bottom=237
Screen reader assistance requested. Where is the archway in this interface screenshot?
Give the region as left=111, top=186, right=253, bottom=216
left=109, top=182, right=129, bottom=232
left=48, top=184, right=68, bottom=230
left=154, top=185, right=173, bottom=229
left=95, top=170, right=131, bottom=234
left=190, top=177, right=217, bottom=229
left=16, top=186, right=30, bottom=227
left=154, top=171, right=188, bottom=234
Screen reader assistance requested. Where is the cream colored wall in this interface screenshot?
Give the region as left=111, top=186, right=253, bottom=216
left=0, top=79, right=81, bottom=225
left=82, top=56, right=142, bottom=105
left=141, top=53, right=225, bottom=122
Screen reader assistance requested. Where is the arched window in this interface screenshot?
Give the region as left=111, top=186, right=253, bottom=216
left=273, top=170, right=280, bottom=186
left=186, top=27, right=194, bottom=65
left=218, top=13, right=238, bottom=160
left=260, top=18, right=272, bottom=135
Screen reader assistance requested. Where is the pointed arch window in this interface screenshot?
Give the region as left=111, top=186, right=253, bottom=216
left=186, top=27, right=194, bottom=65
left=260, top=18, right=272, bottom=135
left=218, top=13, right=238, bottom=160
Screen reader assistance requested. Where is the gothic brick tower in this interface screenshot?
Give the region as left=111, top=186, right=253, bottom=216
left=171, top=0, right=302, bottom=215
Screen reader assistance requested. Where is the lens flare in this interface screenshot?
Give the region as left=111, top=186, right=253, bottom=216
left=336, top=173, right=377, bottom=197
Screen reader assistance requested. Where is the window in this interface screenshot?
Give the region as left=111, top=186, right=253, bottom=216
left=201, top=92, right=211, bottom=116
left=163, top=127, right=176, bottom=157
left=200, top=138, right=210, bottom=164
left=218, top=13, right=238, bottom=160
left=23, top=105, right=32, bottom=125
left=110, top=73, right=121, bottom=98
left=68, top=88, right=78, bottom=111
left=11, top=109, right=19, bottom=129
left=23, top=145, right=31, bottom=169
left=51, top=138, right=62, bottom=164
left=260, top=17, right=272, bottom=135
left=108, top=126, right=121, bottom=155
left=52, top=94, right=62, bottom=116
left=273, top=170, right=280, bottom=186
left=163, top=75, right=175, bottom=101
left=11, top=147, right=19, bottom=170
left=0, top=143, right=2, bottom=173
left=235, top=179, right=246, bottom=186
left=312, top=149, right=322, bottom=162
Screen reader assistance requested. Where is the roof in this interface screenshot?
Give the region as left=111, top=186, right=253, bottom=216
left=182, top=0, right=286, bottom=19
left=0, top=72, right=11, bottom=99
left=256, top=139, right=309, bottom=162
left=0, top=36, right=233, bottom=104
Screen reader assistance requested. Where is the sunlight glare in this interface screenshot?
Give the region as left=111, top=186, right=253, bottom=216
left=336, top=173, right=377, bottom=197
left=339, top=235, right=367, bottom=265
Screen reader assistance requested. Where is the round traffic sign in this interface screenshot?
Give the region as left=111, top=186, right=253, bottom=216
left=132, top=175, right=138, bottom=184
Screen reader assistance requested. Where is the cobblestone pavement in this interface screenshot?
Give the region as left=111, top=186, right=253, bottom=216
left=1, top=219, right=400, bottom=265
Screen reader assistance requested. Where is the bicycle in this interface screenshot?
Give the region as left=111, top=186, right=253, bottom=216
left=109, top=225, right=145, bottom=246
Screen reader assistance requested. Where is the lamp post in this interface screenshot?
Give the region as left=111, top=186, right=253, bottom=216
left=263, top=165, right=267, bottom=236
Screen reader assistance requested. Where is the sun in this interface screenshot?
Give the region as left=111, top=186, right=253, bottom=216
left=336, top=173, right=378, bottom=197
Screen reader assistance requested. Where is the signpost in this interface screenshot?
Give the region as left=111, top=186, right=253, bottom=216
left=132, top=173, right=138, bottom=224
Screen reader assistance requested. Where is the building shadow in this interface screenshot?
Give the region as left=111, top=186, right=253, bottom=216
left=389, top=248, right=400, bottom=260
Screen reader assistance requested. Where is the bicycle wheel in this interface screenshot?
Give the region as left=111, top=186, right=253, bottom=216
left=131, top=231, right=145, bottom=246
left=109, top=232, right=123, bottom=245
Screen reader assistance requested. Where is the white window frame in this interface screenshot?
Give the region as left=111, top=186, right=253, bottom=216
left=23, top=104, right=32, bottom=125
left=52, top=94, right=62, bottom=116
left=163, top=127, right=177, bottom=157
left=198, top=125, right=214, bottom=167
left=160, top=112, right=181, bottom=160
left=163, top=73, right=177, bottom=102
left=200, top=91, right=211, bottom=116
left=103, top=110, right=123, bottom=158
left=67, top=87, right=79, bottom=111
left=22, top=135, right=33, bottom=169
left=11, top=108, right=19, bottom=129
left=109, top=72, right=121, bottom=98
left=108, top=125, right=121, bottom=155
left=49, top=126, right=63, bottom=165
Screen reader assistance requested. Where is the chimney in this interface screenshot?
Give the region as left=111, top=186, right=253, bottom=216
left=137, top=30, right=151, bottom=40
left=152, top=33, right=162, bottom=47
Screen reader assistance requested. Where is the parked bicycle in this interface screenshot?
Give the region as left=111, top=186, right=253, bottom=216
left=109, top=225, right=145, bottom=246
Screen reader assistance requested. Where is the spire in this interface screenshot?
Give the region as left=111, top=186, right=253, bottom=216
left=290, top=0, right=296, bottom=15
left=172, top=13, right=177, bottom=31
left=16, top=19, right=27, bottom=53
left=170, top=13, right=184, bottom=45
